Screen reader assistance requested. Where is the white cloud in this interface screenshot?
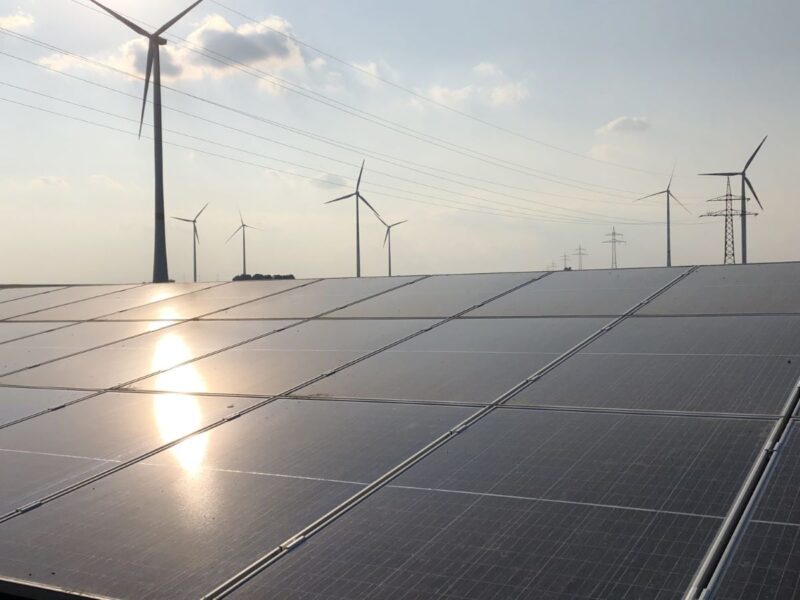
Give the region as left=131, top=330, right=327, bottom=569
left=596, top=116, right=651, bottom=135
left=428, top=84, right=474, bottom=107
left=0, top=10, right=34, bottom=30
left=40, top=14, right=305, bottom=88
left=473, top=61, right=503, bottom=77
left=488, top=81, right=529, bottom=107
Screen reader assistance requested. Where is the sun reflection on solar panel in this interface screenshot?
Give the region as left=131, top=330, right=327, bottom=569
left=150, top=332, right=208, bottom=474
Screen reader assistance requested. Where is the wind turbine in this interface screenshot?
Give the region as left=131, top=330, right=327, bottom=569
left=379, top=218, right=408, bottom=277
left=635, top=167, right=690, bottom=267
left=88, top=0, right=206, bottom=283
left=226, top=212, right=259, bottom=276
left=700, top=136, right=767, bottom=264
left=171, top=203, right=208, bottom=283
left=325, top=160, right=382, bottom=277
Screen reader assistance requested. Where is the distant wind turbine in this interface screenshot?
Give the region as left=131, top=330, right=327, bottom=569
left=379, top=218, right=408, bottom=277
left=88, top=0, right=206, bottom=283
left=699, top=136, right=767, bottom=264
left=171, top=203, right=208, bottom=283
left=325, top=160, right=382, bottom=277
left=226, top=212, right=259, bottom=276
left=635, top=167, right=689, bottom=267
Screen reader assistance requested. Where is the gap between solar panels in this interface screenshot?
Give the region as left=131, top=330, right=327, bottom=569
left=0, top=282, right=147, bottom=322
left=200, top=265, right=699, bottom=599
left=683, top=375, right=800, bottom=600
left=0, top=285, right=69, bottom=306
left=0, top=273, right=445, bottom=523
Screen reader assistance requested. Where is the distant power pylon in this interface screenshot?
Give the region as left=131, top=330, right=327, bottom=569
left=573, top=244, right=589, bottom=270
left=701, top=176, right=756, bottom=265
left=561, top=252, right=571, bottom=270
left=603, top=227, right=625, bottom=269
left=547, top=261, right=559, bottom=271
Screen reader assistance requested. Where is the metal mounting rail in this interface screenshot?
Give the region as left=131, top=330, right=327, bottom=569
left=202, top=266, right=698, bottom=599
left=684, top=376, right=800, bottom=600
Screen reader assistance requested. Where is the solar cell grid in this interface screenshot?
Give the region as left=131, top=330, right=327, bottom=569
left=0, top=286, right=62, bottom=304
left=0, top=284, right=137, bottom=320
left=228, top=486, right=720, bottom=600
left=0, top=386, right=87, bottom=427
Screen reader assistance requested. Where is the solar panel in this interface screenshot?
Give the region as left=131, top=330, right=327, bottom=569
left=641, top=263, right=800, bottom=315
left=0, top=286, right=62, bottom=304
left=130, top=319, right=437, bottom=396
left=228, top=486, right=720, bottom=599
left=0, top=386, right=86, bottom=427
left=0, top=397, right=472, bottom=599
left=470, top=267, right=685, bottom=316
left=0, top=320, right=298, bottom=389
left=103, top=279, right=311, bottom=321
left=299, top=317, right=607, bottom=403
left=0, top=284, right=135, bottom=320
left=17, top=282, right=214, bottom=321
left=1, top=262, right=799, bottom=599
left=510, top=315, right=800, bottom=415
left=329, top=272, right=538, bottom=318
left=206, top=276, right=419, bottom=319
left=711, top=423, right=800, bottom=598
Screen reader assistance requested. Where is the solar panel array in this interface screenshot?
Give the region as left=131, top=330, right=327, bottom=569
left=0, top=263, right=799, bottom=600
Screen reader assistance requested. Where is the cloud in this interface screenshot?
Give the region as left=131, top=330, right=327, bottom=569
left=428, top=84, right=474, bottom=107
left=596, top=116, right=651, bottom=135
left=473, top=61, right=503, bottom=77
left=488, top=81, right=529, bottom=107
left=40, top=14, right=304, bottom=87
left=312, top=173, right=348, bottom=190
left=0, top=10, right=34, bottom=30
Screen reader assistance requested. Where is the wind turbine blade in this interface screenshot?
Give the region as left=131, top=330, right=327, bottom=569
left=634, top=190, right=666, bottom=202
left=669, top=191, right=691, bottom=215
left=155, top=0, right=206, bottom=35
left=138, top=41, right=155, bottom=138
left=87, top=0, right=151, bottom=36
left=383, top=228, right=390, bottom=247
left=194, top=202, right=209, bottom=220
left=744, top=135, right=768, bottom=171
left=392, top=220, right=409, bottom=228
left=171, top=216, right=193, bottom=222
left=745, top=176, right=764, bottom=210
left=239, top=210, right=244, bottom=227
left=226, top=225, right=243, bottom=243
left=325, top=192, right=356, bottom=204
left=194, top=225, right=200, bottom=244
left=245, top=225, right=263, bottom=231
left=356, top=160, right=365, bottom=192
left=668, top=164, right=675, bottom=190
left=357, top=193, right=382, bottom=220
left=699, top=172, right=740, bottom=177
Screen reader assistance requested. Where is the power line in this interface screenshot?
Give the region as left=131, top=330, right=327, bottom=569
left=0, top=78, right=654, bottom=225
left=210, top=0, right=667, bottom=176
left=0, top=42, right=680, bottom=225
left=58, top=5, right=660, bottom=193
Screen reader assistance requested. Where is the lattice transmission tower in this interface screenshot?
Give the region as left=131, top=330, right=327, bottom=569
left=573, top=244, right=588, bottom=270
left=701, top=176, right=756, bottom=265
left=603, top=227, right=625, bottom=269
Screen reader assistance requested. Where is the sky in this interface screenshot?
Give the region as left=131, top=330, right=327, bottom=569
left=0, top=0, right=798, bottom=283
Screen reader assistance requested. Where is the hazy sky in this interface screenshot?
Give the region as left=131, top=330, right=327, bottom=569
left=1, top=0, right=798, bottom=283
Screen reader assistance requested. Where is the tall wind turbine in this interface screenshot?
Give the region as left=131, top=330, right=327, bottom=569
left=171, top=203, right=208, bottom=283
left=700, top=136, right=767, bottom=264
left=635, top=168, right=690, bottom=267
left=226, top=212, right=259, bottom=276
left=89, top=0, right=206, bottom=283
left=325, top=160, right=382, bottom=277
left=379, top=218, right=408, bottom=277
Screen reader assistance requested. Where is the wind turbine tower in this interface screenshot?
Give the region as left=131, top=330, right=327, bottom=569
left=226, top=212, right=259, bottom=276
left=603, top=227, right=626, bottom=269
left=635, top=168, right=689, bottom=267
left=89, top=0, right=206, bottom=283
left=378, top=218, right=407, bottom=277
left=573, top=244, right=589, bottom=270
left=325, top=160, right=383, bottom=277
left=171, top=203, right=208, bottom=282
left=700, top=136, right=767, bottom=264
